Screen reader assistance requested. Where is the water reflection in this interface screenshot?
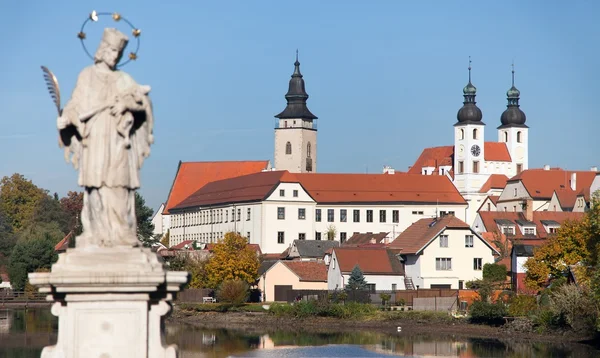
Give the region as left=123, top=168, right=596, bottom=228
left=0, top=309, right=57, bottom=358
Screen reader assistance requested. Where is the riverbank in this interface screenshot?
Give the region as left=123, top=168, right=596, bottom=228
left=169, top=305, right=597, bottom=346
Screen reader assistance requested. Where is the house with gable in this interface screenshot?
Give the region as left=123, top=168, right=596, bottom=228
left=260, top=261, right=328, bottom=302
left=327, top=247, right=405, bottom=291
left=389, top=215, right=498, bottom=290
left=283, top=240, right=339, bottom=261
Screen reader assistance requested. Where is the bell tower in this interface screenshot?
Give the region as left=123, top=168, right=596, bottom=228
left=274, top=51, right=318, bottom=173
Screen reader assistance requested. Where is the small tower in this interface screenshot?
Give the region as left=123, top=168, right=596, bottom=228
left=274, top=52, right=318, bottom=173
left=454, top=58, right=485, bottom=193
left=498, top=63, right=528, bottom=175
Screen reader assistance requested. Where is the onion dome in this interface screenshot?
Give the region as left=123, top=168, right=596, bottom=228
left=499, top=64, right=527, bottom=128
left=275, top=51, right=318, bottom=120
left=456, top=58, right=484, bottom=125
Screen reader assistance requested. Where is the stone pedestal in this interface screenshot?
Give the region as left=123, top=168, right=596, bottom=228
left=29, top=247, right=189, bottom=358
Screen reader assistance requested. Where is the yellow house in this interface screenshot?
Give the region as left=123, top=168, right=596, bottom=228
left=259, top=261, right=327, bottom=302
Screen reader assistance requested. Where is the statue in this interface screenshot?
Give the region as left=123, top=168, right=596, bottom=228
left=56, top=27, right=154, bottom=248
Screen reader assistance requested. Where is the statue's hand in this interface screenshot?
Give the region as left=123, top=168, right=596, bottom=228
left=57, top=115, right=69, bottom=130
left=110, top=102, right=127, bottom=116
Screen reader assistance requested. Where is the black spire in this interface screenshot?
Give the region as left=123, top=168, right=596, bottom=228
left=499, top=62, right=527, bottom=128
left=275, top=51, right=318, bottom=120
left=456, top=57, right=483, bottom=125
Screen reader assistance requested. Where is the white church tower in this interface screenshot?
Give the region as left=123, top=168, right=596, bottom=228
left=498, top=64, right=528, bottom=176
left=453, top=59, right=486, bottom=195
left=274, top=52, right=318, bottom=173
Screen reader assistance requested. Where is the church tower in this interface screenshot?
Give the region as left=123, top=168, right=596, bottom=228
left=498, top=64, right=528, bottom=176
left=274, top=52, right=318, bottom=173
left=454, top=59, right=486, bottom=194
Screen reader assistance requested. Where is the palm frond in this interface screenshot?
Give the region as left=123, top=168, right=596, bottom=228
left=41, top=66, right=62, bottom=115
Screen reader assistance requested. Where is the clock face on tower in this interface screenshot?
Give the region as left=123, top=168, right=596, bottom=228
left=471, top=144, right=481, bottom=157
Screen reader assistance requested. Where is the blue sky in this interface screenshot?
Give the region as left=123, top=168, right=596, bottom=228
left=1, top=1, right=598, bottom=211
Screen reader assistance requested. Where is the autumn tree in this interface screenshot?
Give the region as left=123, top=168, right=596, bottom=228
left=524, top=218, right=590, bottom=290
left=0, top=174, right=47, bottom=232
left=60, top=191, right=83, bottom=235
left=135, top=192, right=156, bottom=246
left=204, top=232, right=259, bottom=289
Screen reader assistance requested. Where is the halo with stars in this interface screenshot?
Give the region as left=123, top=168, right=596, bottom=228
left=78, top=10, right=142, bottom=68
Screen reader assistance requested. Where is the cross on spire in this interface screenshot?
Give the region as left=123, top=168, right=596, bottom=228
left=468, top=56, right=472, bottom=83
left=511, top=60, right=515, bottom=87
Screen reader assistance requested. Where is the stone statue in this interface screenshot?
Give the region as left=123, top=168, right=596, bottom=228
left=57, top=28, right=154, bottom=248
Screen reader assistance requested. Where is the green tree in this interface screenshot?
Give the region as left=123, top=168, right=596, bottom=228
left=0, top=174, right=47, bottom=232
left=346, top=264, right=367, bottom=291
left=8, top=233, right=58, bottom=290
left=0, top=209, right=16, bottom=268
left=483, top=263, right=507, bottom=283
left=135, top=192, right=155, bottom=246
left=325, top=225, right=337, bottom=240
left=31, top=194, right=69, bottom=235
left=204, top=232, right=260, bottom=289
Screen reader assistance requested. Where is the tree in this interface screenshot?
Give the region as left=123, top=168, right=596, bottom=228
left=0, top=209, right=16, bottom=267
left=135, top=192, right=156, bottom=246
left=31, top=194, right=69, bottom=235
left=204, top=232, right=260, bottom=289
left=345, top=264, right=367, bottom=291
left=524, top=217, right=590, bottom=290
left=325, top=224, right=337, bottom=241
left=160, top=230, right=170, bottom=248
left=583, top=192, right=600, bottom=304
left=60, top=191, right=83, bottom=235
left=8, top=233, right=58, bottom=290
left=490, top=231, right=514, bottom=259
left=0, top=174, right=47, bottom=232
left=483, top=263, right=507, bottom=283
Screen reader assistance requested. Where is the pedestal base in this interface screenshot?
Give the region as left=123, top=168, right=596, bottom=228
left=29, top=247, right=189, bottom=358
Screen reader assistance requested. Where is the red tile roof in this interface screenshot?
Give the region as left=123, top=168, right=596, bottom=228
left=389, top=216, right=473, bottom=254
left=294, top=173, right=466, bottom=205
left=484, top=142, right=512, bottom=162
left=283, top=261, right=328, bottom=282
left=344, top=232, right=389, bottom=246
left=508, top=169, right=596, bottom=200
left=477, top=211, right=585, bottom=239
left=163, top=160, right=269, bottom=214
left=554, top=190, right=578, bottom=210
left=479, top=174, right=509, bottom=193
left=54, top=232, right=72, bottom=252
left=333, top=247, right=404, bottom=275
left=170, top=240, right=196, bottom=250
left=172, top=171, right=296, bottom=209
left=408, top=146, right=454, bottom=176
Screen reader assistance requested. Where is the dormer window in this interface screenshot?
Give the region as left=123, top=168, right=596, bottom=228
left=516, top=219, right=536, bottom=236
left=541, top=220, right=560, bottom=235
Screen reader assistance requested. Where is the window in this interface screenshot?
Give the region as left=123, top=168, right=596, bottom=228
left=237, top=208, right=241, bottom=221
left=392, top=283, right=397, bottom=291
left=277, top=231, right=285, bottom=244
left=524, top=227, right=535, bottom=235
left=285, top=141, right=292, bottom=155
left=517, top=131, right=522, bottom=143
left=459, top=128, right=464, bottom=140
left=298, top=208, right=306, bottom=220
left=340, top=209, right=347, bottom=222
left=327, top=209, right=334, bottom=222
left=513, top=188, right=518, bottom=197
left=516, top=163, right=523, bottom=174
left=293, top=190, right=298, bottom=197
left=307, top=142, right=312, bottom=157
left=379, top=210, right=386, bottom=223
left=473, top=128, right=478, bottom=139
left=279, top=189, right=285, bottom=197
left=315, top=232, right=322, bottom=240
left=549, top=227, right=558, bottom=234
left=473, top=258, right=483, bottom=271
left=366, top=284, right=376, bottom=293
left=412, top=211, right=424, bottom=215
left=247, top=208, right=251, bottom=220
left=487, top=203, right=491, bottom=211
left=316, top=209, right=321, bottom=222
left=225, top=211, right=228, bottom=222
left=439, top=235, right=449, bottom=248
left=247, top=232, right=251, bottom=240
left=513, top=206, right=517, bottom=212
left=503, top=131, right=508, bottom=142
left=465, top=235, right=474, bottom=248
left=458, top=161, right=464, bottom=174
left=277, top=207, right=285, bottom=220
left=298, top=233, right=306, bottom=240
left=473, top=161, right=479, bottom=174
left=353, top=210, right=360, bottom=222
left=232, top=208, right=235, bottom=221
left=392, top=210, right=399, bottom=223
left=503, top=226, right=515, bottom=235
left=366, top=210, right=373, bottom=223
left=436, top=258, right=452, bottom=271
left=340, top=232, right=347, bottom=243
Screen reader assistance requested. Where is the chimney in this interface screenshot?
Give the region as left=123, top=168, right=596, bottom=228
left=543, top=164, right=550, bottom=170
left=570, top=173, right=577, bottom=191
left=591, top=166, right=598, bottom=172
left=525, top=198, right=533, bottom=222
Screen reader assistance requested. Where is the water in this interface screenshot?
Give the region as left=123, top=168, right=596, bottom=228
left=2, top=308, right=599, bottom=357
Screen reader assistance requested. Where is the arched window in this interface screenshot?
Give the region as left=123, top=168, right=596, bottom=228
left=285, top=142, right=292, bottom=155
left=307, top=142, right=312, bottom=157
left=517, top=131, right=522, bottom=143
left=473, top=128, right=478, bottom=140
left=487, top=203, right=491, bottom=211
left=460, top=129, right=464, bottom=140
left=504, top=131, right=508, bottom=142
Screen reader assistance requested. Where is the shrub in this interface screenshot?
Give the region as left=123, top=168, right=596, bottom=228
left=508, top=295, right=537, bottom=317
left=483, top=263, right=507, bottom=283
left=379, top=293, right=391, bottom=306
left=217, top=280, right=249, bottom=305
left=550, top=284, right=598, bottom=332
left=395, top=298, right=406, bottom=306
left=469, top=301, right=507, bottom=325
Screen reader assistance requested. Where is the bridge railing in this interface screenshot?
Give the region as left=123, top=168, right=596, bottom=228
left=0, top=290, right=48, bottom=306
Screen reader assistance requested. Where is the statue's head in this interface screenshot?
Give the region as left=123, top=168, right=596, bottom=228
left=94, top=28, right=129, bottom=69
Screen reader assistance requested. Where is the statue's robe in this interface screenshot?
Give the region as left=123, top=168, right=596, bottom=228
left=59, top=65, right=154, bottom=247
